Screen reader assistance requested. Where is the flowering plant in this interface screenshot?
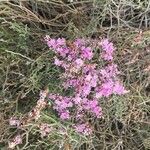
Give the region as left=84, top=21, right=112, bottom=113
left=8, top=36, right=128, bottom=149
left=44, top=36, right=128, bottom=134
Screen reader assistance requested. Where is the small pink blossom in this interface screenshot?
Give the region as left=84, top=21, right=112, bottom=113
left=74, top=123, right=92, bottom=135
left=47, top=39, right=56, bottom=49
left=82, top=84, right=91, bottom=97
left=56, top=38, right=66, bottom=46
left=81, top=46, right=93, bottom=60
left=37, top=99, right=46, bottom=108
left=73, top=95, right=82, bottom=104
left=100, top=64, right=119, bottom=80
left=14, top=135, right=22, bottom=145
left=8, top=135, right=22, bottom=149
left=96, top=80, right=114, bottom=98
left=93, top=106, right=102, bottom=117
left=39, top=123, right=52, bottom=137
left=56, top=47, right=68, bottom=57
left=85, top=74, right=92, bottom=82
left=74, top=38, right=85, bottom=48
left=54, top=57, right=62, bottom=66
left=75, top=58, right=84, bottom=68
left=8, top=141, right=16, bottom=149
left=100, top=39, right=115, bottom=53
left=60, top=111, right=70, bottom=120
left=113, top=81, right=128, bottom=95
left=100, top=39, right=115, bottom=61
left=9, top=117, right=20, bottom=127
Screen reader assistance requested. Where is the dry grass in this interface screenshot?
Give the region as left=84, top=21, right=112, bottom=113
left=0, top=0, right=150, bottom=149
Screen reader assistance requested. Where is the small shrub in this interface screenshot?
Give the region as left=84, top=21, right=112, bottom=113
left=8, top=37, right=128, bottom=149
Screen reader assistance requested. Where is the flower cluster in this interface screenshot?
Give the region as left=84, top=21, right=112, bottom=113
left=9, top=91, right=47, bottom=128
left=9, top=117, right=20, bottom=127
left=100, top=39, right=115, bottom=61
left=28, top=90, right=48, bottom=120
left=39, top=123, right=52, bottom=137
left=8, top=135, right=22, bottom=149
left=8, top=90, right=48, bottom=149
left=45, top=36, right=128, bottom=135
left=95, top=64, right=128, bottom=98
left=74, top=123, right=92, bottom=135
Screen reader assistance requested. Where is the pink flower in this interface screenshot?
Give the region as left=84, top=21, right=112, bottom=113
left=56, top=38, right=66, bottom=46
left=84, top=127, right=92, bottom=135
left=56, top=47, right=68, bottom=57
left=100, top=39, right=115, bottom=61
left=100, top=39, right=115, bottom=53
left=73, top=95, right=82, bottom=104
left=60, top=111, right=70, bottom=120
left=82, top=98, right=91, bottom=110
left=60, top=50, right=69, bottom=57
left=8, top=141, right=16, bottom=149
left=9, top=117, right=20, bottom=127
left=102, top=53, right=113, bottom=61
left=8, top=135, right=22, bottom=149
left=96, top=80, right=114, bottom=98
left=93, top=106, right=102, bottom=117
left=85, top=74, right=92, bottom=82
left=74, top=123, right=92, bottom=135
left=74, top=38, right=85, bottom=48
left=65, top=79, right=79, bottom=88
left=81, top=99, right=102, bottom=118
left=33, top=110, right=41, bottom=120
left=39, top=123, right=52, bottom=137
left=47, top=39, right=56, bottom=48
left=37, top=99, right=46, bottom=108
left=75, top=58, right=84, bottom=68
left=89, top=100, right=98, bottom=107
left=90, top=74, right=98, bottom=87
left=55, top=98, right=73, bottom=110
left=14, top=135, right=22, bottom=145
left=82, top=84, right=91, bottom=97
left=54, top=57, right=62, bottom=66
left=75, top=124, right=85, bottom=133
left=113, top=81, right=128, bottom=95
left=81, top=46, right=93, bottom=60
left=100, top=64, right=120, bottom=83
